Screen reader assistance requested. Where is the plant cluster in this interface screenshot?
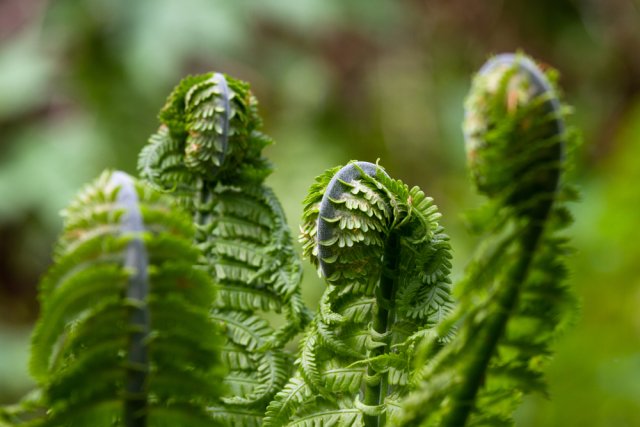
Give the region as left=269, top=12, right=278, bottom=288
left=0, top=52, right=578, bottom=427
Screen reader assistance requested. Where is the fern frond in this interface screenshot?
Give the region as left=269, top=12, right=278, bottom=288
left=287, top=409, right=362, bottom=427
left=263, top=376, right=315, bottom=427
left=28, top=170, right=224, bottom=426
left=270, top=161, right=453, bottom=426
left=138, top=72, right=310, bottom=422
left=396, top=52, right=578, bottom=427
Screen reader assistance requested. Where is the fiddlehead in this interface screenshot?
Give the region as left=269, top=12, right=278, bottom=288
left=397, top=52, right=578, bottom=426
left=464, top=53, right=565, bottom=217
left=265, top=161, right=453, bottom=427
left=28, top=171, right=224, bottom=426
left=139, top=72, right=309, bottom=425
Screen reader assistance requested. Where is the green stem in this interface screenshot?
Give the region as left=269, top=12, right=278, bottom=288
left=194, top=178, right=210, bottom=228
left=442, top=221, right=545, bottom=427
left=113, top=172, right=150, bottom=427
left=363, top=233, right=399, bottom=427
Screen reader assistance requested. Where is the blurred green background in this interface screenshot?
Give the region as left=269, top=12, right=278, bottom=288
left=0, top=0, right=638, bottom=425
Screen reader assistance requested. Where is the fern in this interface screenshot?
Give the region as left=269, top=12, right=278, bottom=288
left=2, top=51, right=581, bottom=427
left=138, top=72, right=310, bottom=425
left=396, top=53, right=578, bottom=426
left=26, top=170, right=224, bottom=426
left=265, top=161, right=454, bottom=427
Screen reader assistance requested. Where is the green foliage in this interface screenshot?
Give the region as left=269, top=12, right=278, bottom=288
left=2, top=51, right=580, bottom=427
left=138, top=73, right=310, bottom=425
left=396, top=53, right=577, bottom=426
left=25, top=170, right=224, bottom=426
left=265, top=161, right=453, bottom=426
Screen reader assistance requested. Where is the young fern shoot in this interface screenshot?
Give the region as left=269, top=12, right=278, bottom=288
left=0, top=51, right=582, bottom=427
left=264, top=162, right=454, bottom=427
left=397, top=53, right=578, bottom=426
left=28, top=171, right=224, bottom=427
left=138, top=73, right=310, bottom=426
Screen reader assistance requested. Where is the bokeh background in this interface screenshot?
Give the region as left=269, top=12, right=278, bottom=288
left=1, top=0, right=638, bottom=425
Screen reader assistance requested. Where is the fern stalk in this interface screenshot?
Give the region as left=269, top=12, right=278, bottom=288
left=362, top=233, right=399, bottom=427
left=443, top=222, right=544, bottom=426
left=112, top=172, right=151, bottom=427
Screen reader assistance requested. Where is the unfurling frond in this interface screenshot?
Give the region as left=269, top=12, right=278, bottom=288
left=138, top=73, right=310, bottom=424
left=267, top=161, right=453, bottom=426
left=397, top=52, right=577, bottom=427
left=3, top=52, right=580, bottom=427
left=28, top=171, right=224, bottom=427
